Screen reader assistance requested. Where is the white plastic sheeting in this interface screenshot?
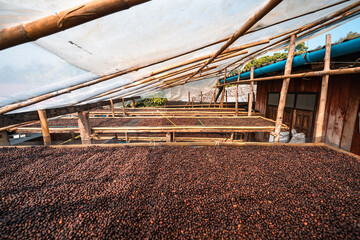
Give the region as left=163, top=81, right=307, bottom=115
left=0, top=0, right=359, bottom=113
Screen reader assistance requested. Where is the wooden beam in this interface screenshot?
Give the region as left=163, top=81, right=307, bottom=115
left=0, top=142, right=327, bottom=149
left=314, top=34, right=331, bottom=143
left=185, top=0, right=283, bottom=82
left=274, top=34, right=296, bottom=142
left=37, top=109, right=51, bottom=145
left=0, top=0, right=150, bottom=50
left=78, top=112, right=92, bottom=145
left=248, top=66, right=254, bottom=116
left=222, top=1, right=360, bottom=74
left=0, top=131, right=10, bottom=146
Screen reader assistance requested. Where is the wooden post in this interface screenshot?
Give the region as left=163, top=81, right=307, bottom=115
left=274, top=34, right=296, bottom=142
left=122, top=98, right=126, bottom=116
left=78, top=111, right=92, bottom=145
left=314, top=34, right=331, bottom=143
left=225, top=90, right=228, bottom=107
left=212, top=89, right=217, bottom=107
left=200, top=92, right=203, bottom=104
left=235, top=72, right=240, bottom=116
left=192, top=97, right=194, bottom=108
left=166, top=132, right=172, bottom=142
left=131, top=99, right=136, bottom=109
left=220, top=69, right=227, bottom=108
left=71, top=131, right=75, bottom=141
left=37, top=109, right=51, bottom=146
left=110, top=99, right=115, bottom=117
left=248, top=66, right=254, bottom=116
left=188, top=92, right=191, bottom=106
left=115, top=133, right=118, bottom=142
left=0, top=131, right=10, bottom=146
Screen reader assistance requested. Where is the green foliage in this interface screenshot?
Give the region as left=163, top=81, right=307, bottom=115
left=133, top=98, right=167, bottom=107
left=243, top=52, right=288, bottom=72
left=243, top=43, right=309, bottom=72
left=241, top=31, right=360, bottom=74
left=335, top=31, right=360, bottom=44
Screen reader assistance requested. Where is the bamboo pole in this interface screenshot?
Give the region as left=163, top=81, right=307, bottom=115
left=78, top=111, right=92, bottom=144
left=248, top=66, right=254, bottom=116
left=110, top=99, right=115, bottom=117
left=314, top=34, right=331, bottom=143
left=0, top=142, right=327, bottom=149
left=274, top=34, right=296, bottom=142
left=224, top=1, right=360, bottom=73
left=37, top=109, right=51, bottom=146
left=184, top=0, right=283, bottom=83
left=235, top=71, right=240, bottom=116
left=0, top=0, right=150, bottom=50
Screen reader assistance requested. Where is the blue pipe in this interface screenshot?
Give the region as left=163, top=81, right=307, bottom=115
left=221, top=37, right=360, bottom=84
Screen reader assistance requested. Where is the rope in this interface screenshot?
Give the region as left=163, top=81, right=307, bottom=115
left=157, top=110, right=177, bottom=127
left=57, top=5, right=96, bottom=29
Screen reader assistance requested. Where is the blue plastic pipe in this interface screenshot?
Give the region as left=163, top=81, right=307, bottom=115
left=221, top=37, right=360, bottom=84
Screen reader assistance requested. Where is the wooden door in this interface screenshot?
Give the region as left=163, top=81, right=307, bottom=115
left=292, top=110, right=314, bottom=139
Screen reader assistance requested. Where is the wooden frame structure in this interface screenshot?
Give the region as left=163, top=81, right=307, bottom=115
left=0, top=0, right=359, bottom=155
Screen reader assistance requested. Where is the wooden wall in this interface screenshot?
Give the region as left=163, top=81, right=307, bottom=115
left=255, top=74, right=360, bottom=153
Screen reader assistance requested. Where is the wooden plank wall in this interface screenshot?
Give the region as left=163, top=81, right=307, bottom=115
left=255, top=75, right=359, bottom=152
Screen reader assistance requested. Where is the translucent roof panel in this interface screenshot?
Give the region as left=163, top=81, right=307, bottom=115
left=0, top=0, right=359, bottom=113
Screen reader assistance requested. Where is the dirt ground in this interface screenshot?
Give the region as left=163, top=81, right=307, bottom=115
left=1, top=146, right=359, bottom=239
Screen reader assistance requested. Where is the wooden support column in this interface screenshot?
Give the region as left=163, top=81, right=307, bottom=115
left=248, top=67, right=254, bottom=116
left=166, top=132, right=173, bottom=142
left=78, top=111, right=92, bottom=145
left=37, top=109, right=51, bottom=145
left=220, top=69, right=227, bottom=108
left=122, top=98, right=127, bottom=116
left=131, top=99, right=136, bottom=109
left=225, top=90, right=228, bottom=107
left=191, top=97, right=194, bottom=108
left=200, top=92, right=203, bottom=104
left=110, top=99, right=115, bottom=117
left=274, top=34, right=296, bottom=142
left=213, top=88, right=217, bottom=107
left=235, top=72, right=240, bottom=116
left=188, top=92, right=191, bottom=106
left=0, top=131, right=10, bottom=146
left=314, top=34, right=331, bottom=143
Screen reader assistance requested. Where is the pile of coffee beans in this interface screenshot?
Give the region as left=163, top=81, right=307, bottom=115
left=1, top=146, right=359, bottom=238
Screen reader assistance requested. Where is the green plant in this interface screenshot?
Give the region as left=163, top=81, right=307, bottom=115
left=132, top=98, right=168, bottom=107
